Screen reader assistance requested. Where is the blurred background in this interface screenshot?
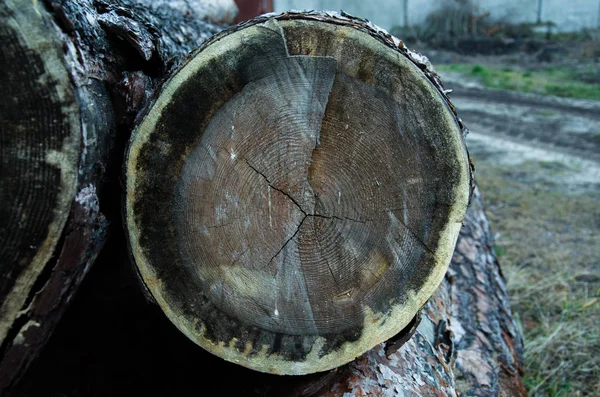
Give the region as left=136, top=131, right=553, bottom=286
left=274, top=0, right=600, bottom=33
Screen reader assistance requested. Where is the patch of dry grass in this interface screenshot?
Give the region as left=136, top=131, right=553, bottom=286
left=473, top=155, right=600, bottom=396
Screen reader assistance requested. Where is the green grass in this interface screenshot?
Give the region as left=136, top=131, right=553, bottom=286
left=472, top=154, right=600, bottom=396
left=535, top=109, right=558, bottom=116
left=437, top=64, right=600, bottom=101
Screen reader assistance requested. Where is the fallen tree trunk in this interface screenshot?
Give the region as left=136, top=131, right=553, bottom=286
left=0, top=2, right=525, bottom=395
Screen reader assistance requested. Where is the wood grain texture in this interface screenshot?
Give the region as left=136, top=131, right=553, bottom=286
left=125, top=12, right=472, bottom=375
left=0, top=0, right=227, bottom=393
left=321, top=188, right=526, bottom=396
left=9, top=187, right=524, bottom=397
left=0, top=0, right=81, bottom=365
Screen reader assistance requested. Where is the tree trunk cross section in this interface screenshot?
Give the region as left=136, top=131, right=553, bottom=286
left=0, top=0, right=230, bottom=391
left=0, top=0, right=81, bottom=348
left=125, top=16, right=471, bottom=375
left=0, top=0, right=524, bottom=391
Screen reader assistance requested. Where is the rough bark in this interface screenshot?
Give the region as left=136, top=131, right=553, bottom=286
left=0, top=0, right=234, bottom=393
left=0, top=3, right=524, bottom=396
left=321, top=187, right=526, bottom=396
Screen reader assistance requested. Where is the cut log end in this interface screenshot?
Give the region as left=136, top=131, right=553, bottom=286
left=0, top=0, right=80, bottom=358
left=125, top=14, right=471, bottom=375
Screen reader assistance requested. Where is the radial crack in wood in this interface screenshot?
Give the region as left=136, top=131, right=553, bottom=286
left=245, top=159, right=308, bottom=215
left=125, top=14, right=471, bottom=375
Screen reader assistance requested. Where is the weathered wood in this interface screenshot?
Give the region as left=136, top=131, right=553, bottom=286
left=0, top=0, right=233, bottom=392
left=0, top=1, right=108, bottom=390
left=125, top=12, right=472, bottom=375
left=250, top=188, right=525, bottom=395
left=0, top=1, right=524, bottom=394
left=320, top=187, right=526, bottom=396
left=11, top=186, right=525, bottom=397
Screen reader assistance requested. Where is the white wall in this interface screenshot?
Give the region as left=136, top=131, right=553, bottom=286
left=274, top=0, right=600, bottom=32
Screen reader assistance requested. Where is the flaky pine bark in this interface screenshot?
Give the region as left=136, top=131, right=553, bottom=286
left=322, top=188, right=526, bottom=396
left=1, top=3, right=525, bottom=395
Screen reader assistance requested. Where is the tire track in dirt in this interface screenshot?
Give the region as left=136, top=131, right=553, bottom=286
left=448, top=86, right=600, bottom=163
left=439, top=82, right=600, bottom=195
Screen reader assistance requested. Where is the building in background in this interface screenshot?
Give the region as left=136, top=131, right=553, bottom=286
left=274, top=0, right=600, bottom=32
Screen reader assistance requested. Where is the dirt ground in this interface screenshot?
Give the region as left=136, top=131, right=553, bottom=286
left=440, top=71, right=600, bottom=396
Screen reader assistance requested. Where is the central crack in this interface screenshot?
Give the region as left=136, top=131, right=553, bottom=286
left=244, top=159, right=369, bottom=222
left=311, top=213, right=368, bottom=224
left=267, top=214, right=307, bottom=267
left=245, top=159, right=307, bottom=267
left=244, top=160, right=373, bottom=269
left=245, top=159, right=306, bottom=215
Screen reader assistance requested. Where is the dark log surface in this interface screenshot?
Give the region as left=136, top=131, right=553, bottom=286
left=0, top=0, right=524, bottom=394
left=0, top=1, right=109, bottom=390
left=12, top=187, right=525, bottom=396
left=0, top=0, right=232, bottom=392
